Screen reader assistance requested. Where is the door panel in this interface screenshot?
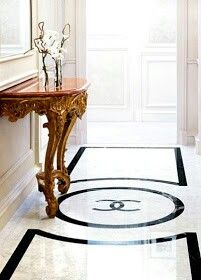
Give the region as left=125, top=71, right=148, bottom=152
left=87, top=49, right=133, bottom=121
left=141, top=53, right=177, bottom=122
left=86, top=0, right=177, bottom=123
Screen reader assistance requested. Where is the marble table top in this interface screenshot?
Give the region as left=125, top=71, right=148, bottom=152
left=0, top=77, right=90, bottom=98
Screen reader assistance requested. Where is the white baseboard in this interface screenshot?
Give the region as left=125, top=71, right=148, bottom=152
left=0, top=150, right=39, bottom=230
left=0, top=150, right=34, bottom=198
left=177, top=130, right=195, bottom=146
left=0, top=167, right=39, bottom=231
left=195, top=137, right=201, bottom=155
left=69, top=135, right=76, bottom=145
left=187, top=136, right=195, bottom=145
left=177, top=130, right=188, bottom=145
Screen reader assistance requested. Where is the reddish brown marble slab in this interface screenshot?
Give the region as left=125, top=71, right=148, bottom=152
left=0, top=78, right=90, bottom=98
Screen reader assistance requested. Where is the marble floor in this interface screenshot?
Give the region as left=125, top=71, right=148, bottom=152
left=0, top=145, right=201, bottom=279
left=87, top=122, right=177, bottom=145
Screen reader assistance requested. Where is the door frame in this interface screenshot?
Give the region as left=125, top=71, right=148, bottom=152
left=34, top=0, right=190, bottom=165
left=177, top=0, right=188, bottom=145
left=75, top=0, right=87, bottom=144
left=196, top=0, right=201, bottom=154
left=76, top=0, right=189, bottom=145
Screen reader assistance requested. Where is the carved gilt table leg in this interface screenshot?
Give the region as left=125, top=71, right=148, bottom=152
left=35, top=94, right=88, bottom=217
left=0, top=78, right=89, bottom=219
left=39, top=110, right=67, bottom=218
left=56, top=92, right=87, bottom=194
left=57, top=113, right=77, bottom=194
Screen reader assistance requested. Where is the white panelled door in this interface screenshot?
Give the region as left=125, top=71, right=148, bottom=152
left=87, top=0, right=177, bottom=122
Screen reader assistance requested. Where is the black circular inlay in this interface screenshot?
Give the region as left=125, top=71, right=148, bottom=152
left=56, top=182, right=184, bottom=229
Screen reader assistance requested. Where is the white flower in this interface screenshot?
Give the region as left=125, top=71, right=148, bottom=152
left=63, top=34, right=70, bottom=40
left=61, top=47, right=67, bottom=53
left=44, top=30, right=59, bottom=40
left=42, top=30, right=59, bottom=49
left=35, top=25, right=70, bottom=62
left=51, top=52, right=64, bottom=60
left=48, top=42, right=61, bottom=56
left=52, top=40, right=62, bottom=50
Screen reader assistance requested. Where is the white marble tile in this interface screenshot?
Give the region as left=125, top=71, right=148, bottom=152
left=59, top=185, right=175, bottom=227
left=0, top=146, right=201, bottom=280
left=71, top=148, right=179, bottom=183
left=87, top=122, right=177, bottom=145
left=11, top=236, right=191, bottom=280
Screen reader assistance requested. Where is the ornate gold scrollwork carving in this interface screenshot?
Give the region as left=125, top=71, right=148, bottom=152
left=0, top=99, right=49, bottom=122
left=0, top=91, right=88, bottom=218
left=69, top=91, right=88, bottom=118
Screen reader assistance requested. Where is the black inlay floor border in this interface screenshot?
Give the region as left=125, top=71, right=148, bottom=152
left=174, top=148, right=187, bottom=186
left=67, top=147, right=86, bottom=175
left=67, top=147, right=187, bottom=186
left=0, top=230, right=200, bottom=280
left=57, top=186, right=184, bottom=229
left=72, top=177, right=180, bottom=186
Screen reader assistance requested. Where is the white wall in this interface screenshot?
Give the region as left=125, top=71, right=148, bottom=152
left=64, top=0, right=76, bottom=77
left=196, top=0, right=201, bottom=153
left=37, top=0, right=76, bottom=76
left=0, top=0, right=39, bottom=229
left=86, top=1, right=177, bottom=123
left=187, top=0, right=198, bottom=143
left=65, top=0, right=198, bottom=145
left=38, top=0, right=81, bottom=150
left=37, top=0, right=77, bottom=155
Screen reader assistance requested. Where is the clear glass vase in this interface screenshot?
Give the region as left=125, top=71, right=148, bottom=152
left=41, top=69, right=49, bottom=89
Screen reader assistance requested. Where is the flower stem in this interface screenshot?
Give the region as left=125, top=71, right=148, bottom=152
left=59, top=60, right=62, bottom=87
left=55, top=59, right=59, bottom=88
left=42, top=54, right=48, bottom=88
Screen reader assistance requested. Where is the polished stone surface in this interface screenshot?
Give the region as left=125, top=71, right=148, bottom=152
left=87, top=122, right=177, bottom=146
left=0, top=146, right=201, bottom=279
left=70, top=147, right=180, bottom=183
left=0, top=77, right=90, bottom=98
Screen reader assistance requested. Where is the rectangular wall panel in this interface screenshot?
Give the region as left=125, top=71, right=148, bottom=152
left=87, top=49, right=133, bottom=121
left=141, top=53, right=177, bottom=122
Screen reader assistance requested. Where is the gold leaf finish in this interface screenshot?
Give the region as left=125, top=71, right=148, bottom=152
left=0, top=78, right=89, bottom=218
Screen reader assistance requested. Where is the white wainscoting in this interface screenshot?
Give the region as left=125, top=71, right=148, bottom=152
left=141, top=53, right=177, bottom=122
left=87, top=48, right=134, bottom=122
left=0, top=0, right=39, bottom=229
left=0, top=150, right=39, bottom=230
left=86, top=48, right=176, bottom=123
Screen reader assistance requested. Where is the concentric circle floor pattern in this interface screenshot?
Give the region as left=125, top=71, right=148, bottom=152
left=0, top=147, right=201, bottom=280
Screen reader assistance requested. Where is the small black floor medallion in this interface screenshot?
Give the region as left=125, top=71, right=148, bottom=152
left=57, top=185, right=185, bottom=229
left=93, top=199, right=141, bottom=212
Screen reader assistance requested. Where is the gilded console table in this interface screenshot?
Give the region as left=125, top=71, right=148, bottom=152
left=0, top=78, right=89, bottom=218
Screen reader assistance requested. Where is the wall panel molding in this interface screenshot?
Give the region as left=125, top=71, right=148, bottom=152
left=197, top=0, right=201, bottom=154
left=0, top=168, right=38, bottom=231
left=187, top=59, right=198, bottom=64
left=0, top=0, right=39, bottom=229
left=0, top=150, right=33, bottom=195
left=0, top=150, right=39, bottom=230
left=87, top=49, right=133, bottom=121
left=177, top=0, right=188, bottom=144
left=177, top=0, right=198, bottom=145
left=75, top=0, right=87, bottom=144
left=141, top=53, right=177, bottom=122
left=0, top=70, right=38, bottom=91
